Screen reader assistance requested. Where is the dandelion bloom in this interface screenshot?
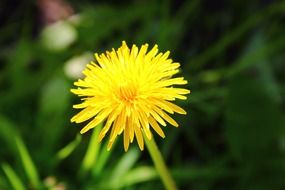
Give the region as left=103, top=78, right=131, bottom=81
left=71, top=41, right=190, bottom=151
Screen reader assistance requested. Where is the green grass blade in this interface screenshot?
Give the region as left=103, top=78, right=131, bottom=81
left=189, top=1, right=285, bottom=70
left=2, top=163, right=27, bottom=190
left=15, top=135, right=41, bottom=189
left=93, top=139, right=116, bottom=175
left=0, top=115, right=17, bottom=153
left=226, top=35, right=285, bottom=78
left=55, top=134, right=82, bottom=161
left=107, top=148, right=140, bottom=188
left=121, top=166, right=157, bottom=187
left=79, top=123, right=102, bottom=177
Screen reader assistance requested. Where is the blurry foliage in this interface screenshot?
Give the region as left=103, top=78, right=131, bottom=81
left=0, top=0, right=285, bottom=189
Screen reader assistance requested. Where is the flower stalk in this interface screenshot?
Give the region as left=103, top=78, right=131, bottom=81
left=145, top=136, right=178, bottom=190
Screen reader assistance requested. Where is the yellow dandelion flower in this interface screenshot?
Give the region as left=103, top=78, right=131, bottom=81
left=71, top=41, right=190, bottom=151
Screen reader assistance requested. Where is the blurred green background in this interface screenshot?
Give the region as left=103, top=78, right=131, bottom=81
left=1, top=0, right=285, bottom=189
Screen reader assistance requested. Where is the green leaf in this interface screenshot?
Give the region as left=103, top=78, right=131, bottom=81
left=0, top=115, right=17, bottom=153
left=225, top=75, right=284, bottom=161
left=225, top=30, right=285, bottom=163
left=2, top=163, right=27, bottom=190
left=15, top=136, right=41, bottom=189
left=37, top=76, right=71, bottom=160
left=79, top=124, right=102, bottom=177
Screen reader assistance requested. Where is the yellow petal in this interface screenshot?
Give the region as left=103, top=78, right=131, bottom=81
left=71, top=106, right=101, bottom=123
left=153, top=106, right=179, bottom=127
left=98, top=120, right=112, bottom=142
left=148, top=116, right=165, bottom=138
left=149, top=98, right=174, bottom=114
left=161, top=100, right=187, bottom=115
left=149, top=110, right=166, bottom=126
left=137, top=111, right=152, bottom=140
left=124, top=125, right=130, bottom=151
left=107, top=139, right=115, bottom=151
left=134, top=126, right=144, bottom=151
left=132, top=114, right=144, bottom=150
left=127, top=117, right=135, bottom=143
left=80, top=107, right=113, bottom=133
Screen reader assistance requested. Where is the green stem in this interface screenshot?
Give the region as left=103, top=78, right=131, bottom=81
left=144, top=137, right=178, bottom=190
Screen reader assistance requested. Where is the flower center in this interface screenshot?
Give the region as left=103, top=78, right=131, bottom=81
left=118, top=84, right=138, bottom=104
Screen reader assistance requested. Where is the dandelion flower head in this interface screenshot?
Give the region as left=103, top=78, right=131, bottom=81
left=71, top=41, right=190, bottom=151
